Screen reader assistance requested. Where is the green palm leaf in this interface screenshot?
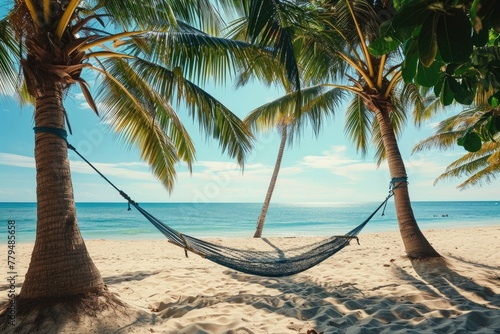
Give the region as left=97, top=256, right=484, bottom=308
left=0, top=17, right=18, bottom=94
left=434, top=140, right=500, bottom=189
left=297, top=28, right=347, bottom=84
left=95, top=0, right=222, bottom=32
left=244, top=0, right=305, bottom=91
left=244, top=90, right=302, bottom=132
left=129, top=57, right=253, bottom=165
left=344, top=95, right=372, bottom=157
left=413, top=131, right=464, bottom=152
left=94, top=58, right=192, bottom=191
left=414, top=105, right=500, bottom=190
left=300, top=85, right=344, bottom=137
left=388, top=87, right=409, bottom=139
left=371, top=119, right=385, bottom=166
left=125, top=24, right=268, bottom=86
left=245, top=84, right=342, bottom=144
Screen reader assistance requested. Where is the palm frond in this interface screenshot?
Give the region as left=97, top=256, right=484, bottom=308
left=412, top=131, right=464, bottom=153
left=344, top=94, right=373, bottom=157
left=325, top=0, right=380, bottom=44
left=212, top=0, right=248, bottom=22
left=433, top=109, right=479, bottom=132
left=95, top=0, right=223, bottom=33
left=244, top=0, right=305, bottom=91
left=434, top=147, right=499, bottom=189
left=318, top=0, right=380, bottom=80
left=0, top=17, right=19, bottom=95
left=93, top=58, right=196, bottom=191
left=447, top=141, right=499, bottom=169
left=398, top=83, right=435, bottom=126
left=454, top=164, right=500, bottom=189
left=233, top=58, right=288, bottom=90
left=387, top=89, right=408, bottom=139
left=56, top=0, right=81, bottom=38
left=300, top=85, right=344, bottom=138
left=415, top=105, right=500, bottom=190
left=298, top=29, right=347, bottom=84
left=126, top=57, right=253, bottom=166
left=224, top=16, right=249, bottom=41
left=422, top=95, right=445, bottom=124
left=413, top=107, right=495, bottom=154
left=245, top=84, right=343, bottom=144
left=244, top=89, right=302, bottom=132
left=124, top=24, right=268, bottom=87
left=371, top=119, right=385, bottom=166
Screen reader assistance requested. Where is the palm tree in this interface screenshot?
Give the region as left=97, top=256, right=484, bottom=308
left=245, top=86, right=342, bottom=237
left=305, top=0, right=441, bottom=258
left=238, top=0, right=440, bottom=258
left=244, top=85, right=344, bottom=238
left=1, top=0, right=253, bottom=325
left=253, top=119, right=289, bottom=238
left=222, top=0, right=339, bottom=238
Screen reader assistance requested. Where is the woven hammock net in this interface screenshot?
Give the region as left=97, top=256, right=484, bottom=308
left=32, top=127, right=397, bottom=278
left=131, top=200, right=386, bottom=277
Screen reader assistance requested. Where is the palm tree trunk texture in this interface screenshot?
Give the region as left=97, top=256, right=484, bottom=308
left=19, top=81, right=105, bottom=299
left=254, top=126, right=288, bottom=238
left=374, top=107, right=440, bottom=259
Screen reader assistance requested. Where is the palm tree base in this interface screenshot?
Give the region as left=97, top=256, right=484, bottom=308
left=0, top=289, right=147, bottom=333
left=406, top=250, right=442, bottom=260
left=399, top=223, right=442, bottom=260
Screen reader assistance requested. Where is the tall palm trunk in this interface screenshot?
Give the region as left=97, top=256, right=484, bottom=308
left=374, top=106, right=440, bottom=259
left=19, top=81, right=104, bottom=299
left=254, top=126, right=288, bottom=238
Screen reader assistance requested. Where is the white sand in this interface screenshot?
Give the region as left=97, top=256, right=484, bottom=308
left=2, top=226, right=499, bottom=333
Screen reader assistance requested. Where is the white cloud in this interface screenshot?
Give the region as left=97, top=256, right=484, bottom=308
left=195, top=160, right=240, bottom=172
left=0, top=153, right=35, bottom=168
left=280, top=166, right=303, bottom=175
left=298, top=146, right=383, bottom=180
left=405, top=157, right=445, bottom=177
left=71, top=92, right=93, bottom=110
left=74, top=93, right=86, bottom=101
left=0, top=152, right=154, bottom=181
left=70, top=160, right=154, bottom=180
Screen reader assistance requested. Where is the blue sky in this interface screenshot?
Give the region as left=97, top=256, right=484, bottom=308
left=1, top=76, right=498, bottom=203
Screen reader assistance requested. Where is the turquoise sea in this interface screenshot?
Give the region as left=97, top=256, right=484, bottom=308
left=0, top=201, right=499, bottom=243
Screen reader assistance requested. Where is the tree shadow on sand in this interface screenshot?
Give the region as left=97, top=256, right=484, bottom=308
left=407, top=256, right=500, bottom=332
left=409, top=257, right=499, bottom=309
left=153, top=253, right=500, bottom=334
left=103, top=270, right=161, bottom=285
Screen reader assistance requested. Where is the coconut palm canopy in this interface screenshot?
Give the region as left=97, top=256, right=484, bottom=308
left=6, top=0, right=260, bottom=190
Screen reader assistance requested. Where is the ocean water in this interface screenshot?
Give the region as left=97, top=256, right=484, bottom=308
left=0, top=201, right=499, bottom=244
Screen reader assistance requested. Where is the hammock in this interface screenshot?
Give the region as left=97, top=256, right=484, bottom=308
left=34, top=127, right=401, bottom=277
left=127, top=198, right=390, bottom=277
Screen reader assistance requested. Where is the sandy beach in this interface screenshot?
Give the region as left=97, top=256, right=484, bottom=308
left=2, top=226, right=499, bottom=333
